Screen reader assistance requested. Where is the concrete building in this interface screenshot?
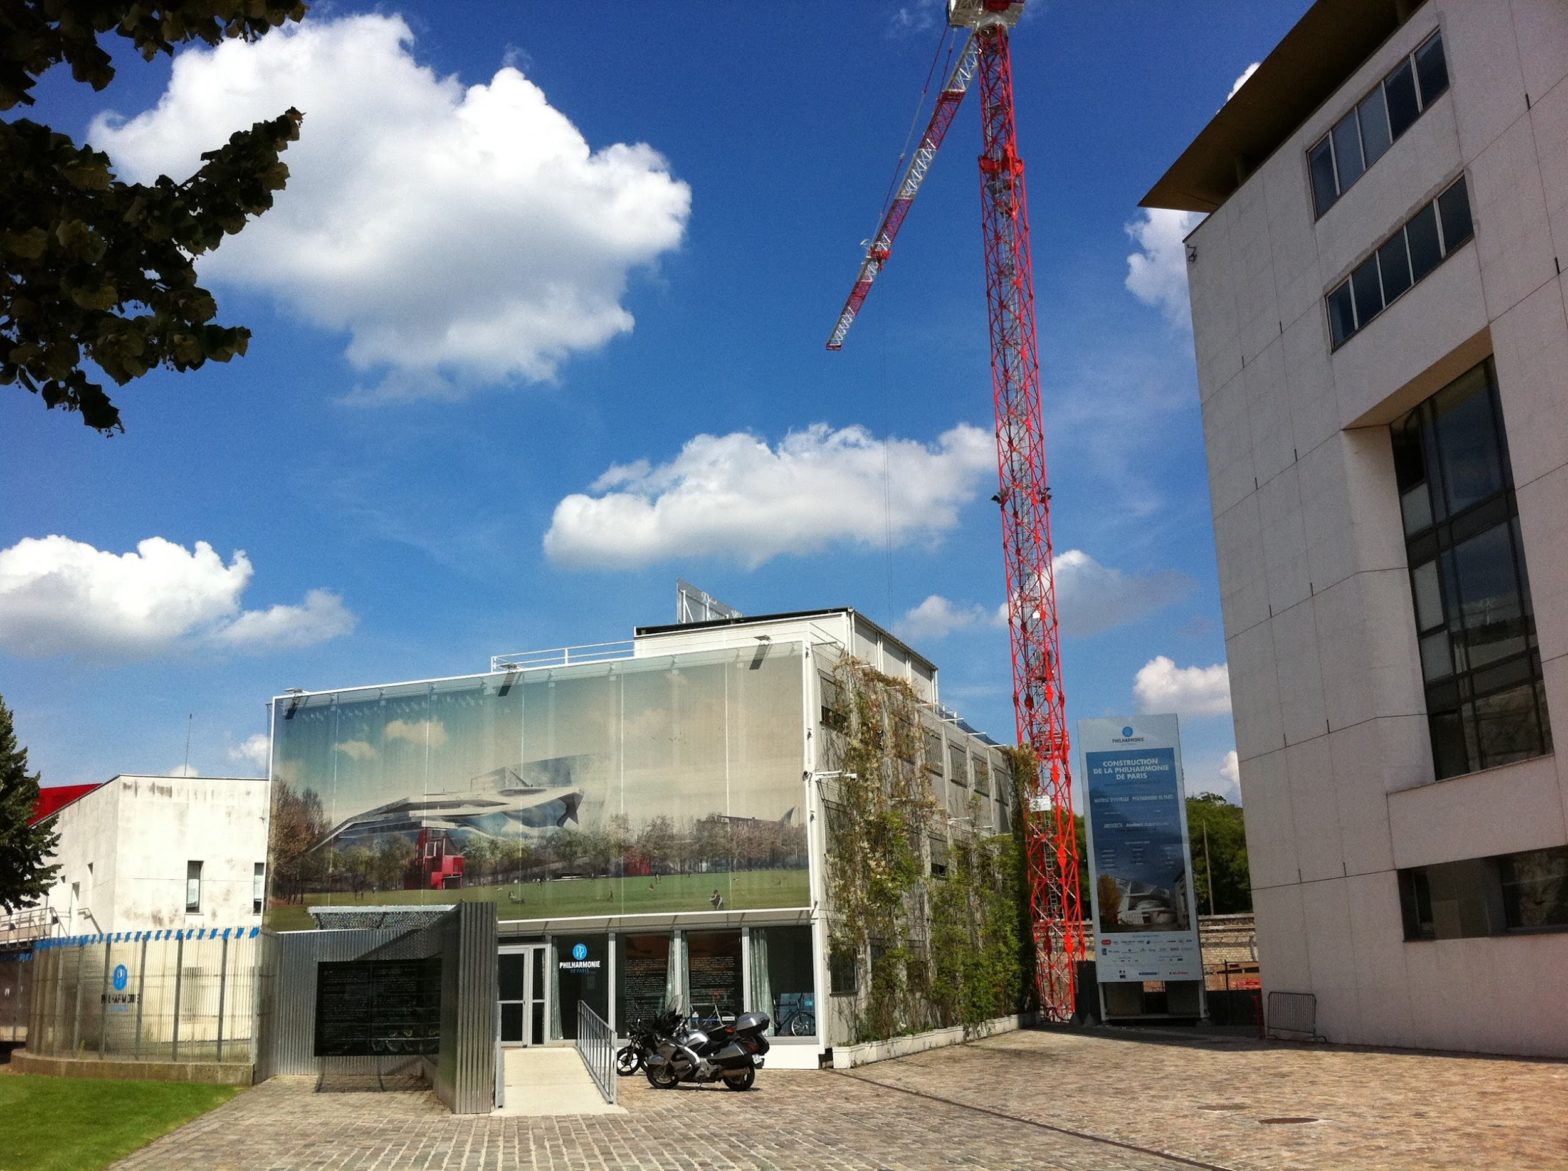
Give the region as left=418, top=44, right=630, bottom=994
left=1146, top=0, right=1568, bottom=1054
left=263, top=605, right=1023, bottom=1073
left=34, top=774, right=270, bottom=935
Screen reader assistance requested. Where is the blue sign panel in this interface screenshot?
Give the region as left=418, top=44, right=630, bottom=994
left=112, top=963, right=129, bottom=991
left=1079, top=715, right=1202, bottom=984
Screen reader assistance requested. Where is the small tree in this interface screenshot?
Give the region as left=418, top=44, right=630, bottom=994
left=0, top=694, right=60, bottom=913
left=2, top=1, right=308, bottom=432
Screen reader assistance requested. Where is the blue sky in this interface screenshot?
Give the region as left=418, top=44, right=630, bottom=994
left=2, top=1, right=1309, bottom=802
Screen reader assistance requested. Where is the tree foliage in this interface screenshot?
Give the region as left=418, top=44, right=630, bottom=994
left=0, top=694, right=60, bottom=913
left=1186, top=792, right=1251, bottom=915
left=1, top=1, right=307, bottom=432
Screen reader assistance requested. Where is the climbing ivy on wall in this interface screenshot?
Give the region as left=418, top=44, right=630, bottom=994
left=822, top=659, right=1030, bottom=1042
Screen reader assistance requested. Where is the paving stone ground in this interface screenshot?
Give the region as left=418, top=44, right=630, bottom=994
left=110, top=1027, right=1568, bottom=1171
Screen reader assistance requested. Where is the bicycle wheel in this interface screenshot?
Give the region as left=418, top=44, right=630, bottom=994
left=788, top=1011, right=815, bottom=1037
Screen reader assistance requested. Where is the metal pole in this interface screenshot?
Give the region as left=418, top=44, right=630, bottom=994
left=70, top=945, right=84, bottom=1054
left=134, top=936, right=147, bottom=1060
left=1203, top=819, right=1216, bottom=918
left=99, top=938, right=111, bottom=1058
left=216, top=935, right=229, bottom=1062
left=171, top=934, right=184, bottom=1060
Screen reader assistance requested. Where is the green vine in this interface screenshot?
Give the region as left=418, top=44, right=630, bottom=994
left=823, top=659, right=1029, bottom=1042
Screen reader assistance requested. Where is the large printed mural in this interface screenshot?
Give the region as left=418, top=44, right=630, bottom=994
left=266, top=644, right=809, bottom=930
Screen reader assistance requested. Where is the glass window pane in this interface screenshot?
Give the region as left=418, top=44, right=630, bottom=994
left=1414, top=33, right=1450, bottom=108
left=1378, top=231, right=1413, bottom=303
left=1437, top=177, right=1474, bottom=253
left=1411, top=560, right=1446, bottom=631
left=1406, top=203, right=1442, bottom=282
left=1385, top=61, right=1420, bottom=138
left=1501, top=846, right=1568, bottom=930
left=1420, top=631, right=1454, bottom=681
left=1351, top=255, right=1383, bottom=329
left=1327, top=282, right=1356, bottom=347
left=1309, top=138, right=1339, bottom=215
left=1391, top=419, right=1426, bottom=494
left=752, top=925, right=814, bottom=1036
left=1428, top=709, right=1470, bottom=779
left=1473, top=683, right=1543, bottom=769
left=616, top=933, right=671, bottom=1033
left=1452, top=525, right=1527, bottom=669
left=1358, top=86, right=1392, bottom=165
left=1432, top=372, right=1506, bottom=512
left=1331, top=113, right=1365, bottom=189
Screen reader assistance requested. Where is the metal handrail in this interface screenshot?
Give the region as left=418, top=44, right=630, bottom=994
left=575, top=1001, right=616, bottom=1105
left=490, top=641, right=635, bottom=673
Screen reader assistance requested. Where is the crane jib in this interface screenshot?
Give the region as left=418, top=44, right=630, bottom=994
left=824, top=34, right=978, bottom=350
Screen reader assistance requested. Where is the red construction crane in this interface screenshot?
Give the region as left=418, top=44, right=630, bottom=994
left=826, top=0, right=1085, bottom=1019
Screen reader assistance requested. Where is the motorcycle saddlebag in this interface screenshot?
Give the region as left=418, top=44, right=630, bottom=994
left=734, top=1012, right=770, bottom=1035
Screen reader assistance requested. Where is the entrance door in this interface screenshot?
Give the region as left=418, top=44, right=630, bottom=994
left=498, top=944, right=548, bottom=1046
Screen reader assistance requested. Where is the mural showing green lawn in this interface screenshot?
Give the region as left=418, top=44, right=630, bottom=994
left=265, top=868, right=810, bottom=932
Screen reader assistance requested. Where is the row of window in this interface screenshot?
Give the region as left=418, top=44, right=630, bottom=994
left=183, top=860, right=267, bottom=915
left=1391, top=359, right=1552, bottom=780
left=1310, top=29, right=1449, bottom=217
left=1327, top=175, right=1473, bottom=349
left=1399, top=844, right=1568, bottom=940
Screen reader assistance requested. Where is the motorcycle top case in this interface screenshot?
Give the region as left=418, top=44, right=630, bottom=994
left=733, top=1012, right=770, bottom=1035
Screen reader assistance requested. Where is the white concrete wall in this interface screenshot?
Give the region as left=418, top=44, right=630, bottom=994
left=1187, top=0, right=1568, bottom=1056
left=39, top=776, right=269, bottom=934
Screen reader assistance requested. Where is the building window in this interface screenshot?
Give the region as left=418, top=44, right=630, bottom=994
left=828, top=943, right=858, bottom=996
left=1310, top=29, right=1449, bottom=217
left=1392, top=358, right=1551, bottom=780
left=928, top=836, right=948, bottom=880
left=947, top=742, right=969, bottom=788
left=1400, top=845, right=1568, bottom=939
left=923, top=729, right=943, bottom=773
left=972, top=755, right=991, bottom=796
left=819, top=672, right=848, bottom=733
left=1328, top=175, right=1473, bottom=348
left=253, top=862, right=265, bottom=915
left=186, top=860, right=203, bottom=913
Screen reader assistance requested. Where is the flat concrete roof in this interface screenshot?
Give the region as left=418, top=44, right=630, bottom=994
left=1142, top=0, right=1424, bottom=213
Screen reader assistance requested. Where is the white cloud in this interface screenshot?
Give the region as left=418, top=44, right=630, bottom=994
left=887, top=2, right=942, bottom=37
left=212, top=589, right=355, bottom=650
left=1123, top=63, right=1255, bottom=330
left=228, top=733, right=271, bottom=772
left=993, top=550, right=1191, bottom=638
left=334, top=739, right=377, bottom=762
left=896, top=595, right=992, bottom=643
left=1220, top=749, right=1240, bottom=787
left=166, top=763, right=200, bottom=778
left=0, top=535, right=354, bottom=659
left=1227, top=62, right=1261, bottom=102
left=90, top=14, right=690, bottom=399
left=1133, top=656, right=1232, bottom=718
left=544, top=423, right=994, bottom=570
left=385, top=719, right=447, bottom=749
left=1124, top=208, right=1203, bottom=328
left=1049, top=550, right=1191, bottom=637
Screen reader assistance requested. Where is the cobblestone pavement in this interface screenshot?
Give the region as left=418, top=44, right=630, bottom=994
left=111, top=1028, right=1568, bottom=1171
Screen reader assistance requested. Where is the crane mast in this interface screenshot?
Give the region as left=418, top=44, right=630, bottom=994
left=826, top=0, right=1085, bottom=1019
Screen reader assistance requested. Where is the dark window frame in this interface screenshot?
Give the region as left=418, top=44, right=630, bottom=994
left=1391, top=358, right=1552, bottom=781
left=1327, top=175, right=1473, bottom=349
left=1310, top=29, right=1449, bottom=217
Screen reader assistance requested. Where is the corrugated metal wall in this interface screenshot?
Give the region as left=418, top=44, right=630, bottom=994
left=431, top=903, right=497, bottom=1115
left=256, top=906, right=497, bottom=1113
left=257, top=927, right=418, bottom=1078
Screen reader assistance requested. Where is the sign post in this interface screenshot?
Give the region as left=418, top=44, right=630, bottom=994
left=1079, top=715, right=1206, bottom=1021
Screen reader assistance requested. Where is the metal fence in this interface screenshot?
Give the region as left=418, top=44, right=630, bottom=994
left=0, top=951, right=30, bottom=1043
left=28, top=929, right=260, bottom=1064
left=575, top=1001, right=617, bottom=1105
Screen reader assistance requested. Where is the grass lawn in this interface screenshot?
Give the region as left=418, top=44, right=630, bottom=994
left=0, top=1074, right=239, bottom=1171
left=266, top=867, right=810, bottom=931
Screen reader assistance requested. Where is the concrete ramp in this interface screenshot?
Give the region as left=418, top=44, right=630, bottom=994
left=494, top=1046, right=625, bottom=1116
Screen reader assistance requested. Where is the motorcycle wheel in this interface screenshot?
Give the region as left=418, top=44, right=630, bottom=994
left=615, top=1045, right=643, bottom=1076
left=724, top=1064, right=756, bottom=1092
left=645, top=1061, right=679, bottom=1090
left=789, top=1012, right=815, bottom=1037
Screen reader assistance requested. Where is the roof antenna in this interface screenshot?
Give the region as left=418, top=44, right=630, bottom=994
left=183, top=713, right=193, bottom=776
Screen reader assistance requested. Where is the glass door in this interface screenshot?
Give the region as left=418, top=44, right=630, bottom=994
left=498, top=944, right=547, bottom=1046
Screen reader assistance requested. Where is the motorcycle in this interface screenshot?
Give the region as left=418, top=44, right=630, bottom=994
left=644, top=1005, right=770, bottom=1091
left=615, top=1013, right=665, bottom=1075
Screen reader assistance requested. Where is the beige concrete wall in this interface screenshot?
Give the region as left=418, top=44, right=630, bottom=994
left=1185, top=0, right=1568, bottom=1056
